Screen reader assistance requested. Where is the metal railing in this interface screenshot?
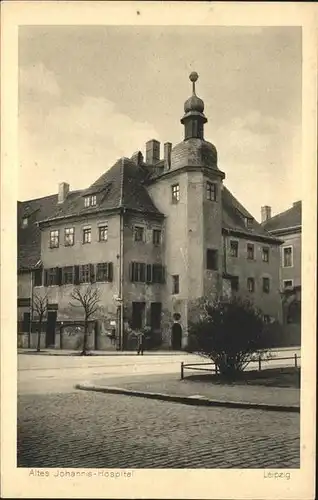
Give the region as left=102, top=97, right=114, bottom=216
left=180, top=353, right=301, bottom=380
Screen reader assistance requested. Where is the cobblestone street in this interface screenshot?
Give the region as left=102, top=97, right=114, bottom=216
left=18, top=391, right=300, bottom=469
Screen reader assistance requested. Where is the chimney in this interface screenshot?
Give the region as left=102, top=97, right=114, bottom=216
left=164, top=142, right=172, bottom=170
left=58, top=182, right=70, bottom=204
left=261, top=205, right=271, bottom=223
left=146, top=139, right=160, bottom=165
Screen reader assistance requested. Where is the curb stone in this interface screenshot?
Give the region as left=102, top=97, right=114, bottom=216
left=74, top=383, right=300, bottom=413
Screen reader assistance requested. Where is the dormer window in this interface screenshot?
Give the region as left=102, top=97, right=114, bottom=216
left=22, top=217, right=28, bottom=228
left=244, top=217, right=253, bottom=228
left=84, top=195, right=97, bottom=208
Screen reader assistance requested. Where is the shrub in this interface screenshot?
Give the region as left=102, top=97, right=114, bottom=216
left=188, top=297, right=274, bottom=377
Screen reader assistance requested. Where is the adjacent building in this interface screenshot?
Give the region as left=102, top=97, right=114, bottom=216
left=261, top=201, right=301, bottom=346
left=18, top=72, right=284, bottom=350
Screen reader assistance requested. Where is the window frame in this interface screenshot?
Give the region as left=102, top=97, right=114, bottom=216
left=262, top=277, right=270, bottom=294
left=80, top=264, right=91, bottom=283
left=82, top=227, right=92, bottom=244
left=206, top=249, right=218, bottom=271
left=171, top=184, right=180, bottom=204
left=134, top=225, right=145, bottom=243
left=283, top=279, right=294, bottom=290
left=230, top=240, right=239, bottom=258
left=247, top=277, right=255, bottom=293
left=206, top=181, right=217, bottom=201
left=152, top=229, right=162, bottom=245
left=64, top=227, right=75, bottom=247
left=172, top=275, right=180, bottom=295
left=282, top=246, right=293, bottom=268
left=247, top=243, right=255, bottom=260
left=98, top=225, right=108, bottom=242
left=62, top=266, right=74, bottom=285
left=262, top=247, right=270, bottom=263
left=49, top=230, right=59, bottom=249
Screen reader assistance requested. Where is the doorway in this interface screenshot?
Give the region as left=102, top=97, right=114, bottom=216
left=46, top=311, right=57, bottom=347
left=131, top=302, right=145, bottom=330
left=171, top=322, right=182, bottom=350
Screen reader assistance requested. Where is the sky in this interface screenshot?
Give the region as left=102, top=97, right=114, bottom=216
left=18, top=26, right=302, bottom=220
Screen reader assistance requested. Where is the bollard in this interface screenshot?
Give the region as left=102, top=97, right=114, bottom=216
left=294, top=353, right=298, bottom=368
left=181, top=362, right=184, bottom=380
left=258, top=355, right=261, bottom=371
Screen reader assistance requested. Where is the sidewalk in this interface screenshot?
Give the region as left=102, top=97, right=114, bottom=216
left=18, top=348, right=185, bottom=356
left=75, top=372, right=300, bottom=413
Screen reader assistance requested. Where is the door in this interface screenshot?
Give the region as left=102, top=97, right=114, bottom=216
left=46, top=311, right=57, bottom=347
left=131, top=302, right=145, bottom=330
left=172, top=322, right=182, bottom=350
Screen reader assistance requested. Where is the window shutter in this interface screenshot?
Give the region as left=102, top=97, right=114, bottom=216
left=44, top=269, right=48, bottom=287
left=108, top=262, right=113, bottom=282
left=161, top=266, right=166, bottom=284
left=74, top=265, right=80, bottom=285
left=56, top=267, right=62, bottom=286
left=90, top=264, right=95, bottom=283
left=140, top=263, right=146, bottom=283
left=129, top=262, right=134, bottom=282
left=146, top=264, right=152, bottom=283
left=34, top=268, right=42, bottom=287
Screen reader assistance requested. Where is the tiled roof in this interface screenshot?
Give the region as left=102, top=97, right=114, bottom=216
left=222, top=187, right=281, bottom=243
left=262, top=201, right=302, bottom=233
left=41, top=157, right=163, bottom=224
left=18, top=194, right=59, bottom=271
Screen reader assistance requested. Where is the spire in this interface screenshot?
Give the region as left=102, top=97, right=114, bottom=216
left=181, top=72, right=207, bottom=140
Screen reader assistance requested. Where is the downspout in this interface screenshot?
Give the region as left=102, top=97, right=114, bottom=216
left=119, top=207, right=125, bottom=350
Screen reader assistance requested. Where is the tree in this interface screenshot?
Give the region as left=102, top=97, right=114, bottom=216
left=187, top=296, right=274, bottom=377
left=70, top=286, right=101, bottom=355
left=33, top=293, right=48, bottom=352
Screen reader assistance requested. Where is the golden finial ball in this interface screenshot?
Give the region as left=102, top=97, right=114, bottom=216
left=189, top=71, right=199, bottom=82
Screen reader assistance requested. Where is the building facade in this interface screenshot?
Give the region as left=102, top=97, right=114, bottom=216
left=261, top=201, right=301, bottom=346
left=18, top=72, right=283, bottom=350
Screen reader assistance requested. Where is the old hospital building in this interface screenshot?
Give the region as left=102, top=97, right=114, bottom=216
left=18, top=72, right=299, bottom=351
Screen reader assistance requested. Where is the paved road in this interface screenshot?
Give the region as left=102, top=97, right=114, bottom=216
left=18, top=348, right=301, bottom=394
left=17, top=351, right=300, bottom=469
left=17, top=391, right=300, bottom=469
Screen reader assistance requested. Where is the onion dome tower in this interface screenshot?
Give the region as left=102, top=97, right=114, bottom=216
left=181, top=72, right=207, bottom=140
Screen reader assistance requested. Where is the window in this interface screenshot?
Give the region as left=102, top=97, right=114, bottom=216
left=244, top=217, right=253, bottom=228
left=62, top=266, right=74, bottom=285
left=34, top=268, right=42, bottom=287
left=262, top=277, right=270, bottom=293
left=99, top=225, right=108, bottom=242
left=50, top=230, right=59, bottom=248
left=171, top=184, right=180, bottom=204
left=247, top=243, right=254, bottom=260
left=247, top=277, right=255, bottom=293
left=130, top=262, right=146, bottom=283
left=96, top=262, right=113, bottom=282
left=206, top=249, right=218, bottom=270
left=64, top=227, right=74, bottom=246
left=206, top=182, right=217, bottom=201
left=172, top=275, right=179, bottom=294
left=283, top=280, right=293, bottom=290
left=230, top=240, right=238, bottom=257
left=283, top=246, right=293, bottom=267
left=46, top=268, right=59, bottom=286
left=83, top=227, right=91, bottom=244
left=80, top=264, right=90, bottom=283
left=152, top=264, right=165, bottom=283
left=22, top=217, right=28, bottom=228
left=231, top=276, right=239, bottom=292
left=153, top=229, right=161, bottom=245
left=262, top=247, right=269, bottom=263
left=134, top=226, right=144, bottom=242
left=84, top=195, right=97, bottom=208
